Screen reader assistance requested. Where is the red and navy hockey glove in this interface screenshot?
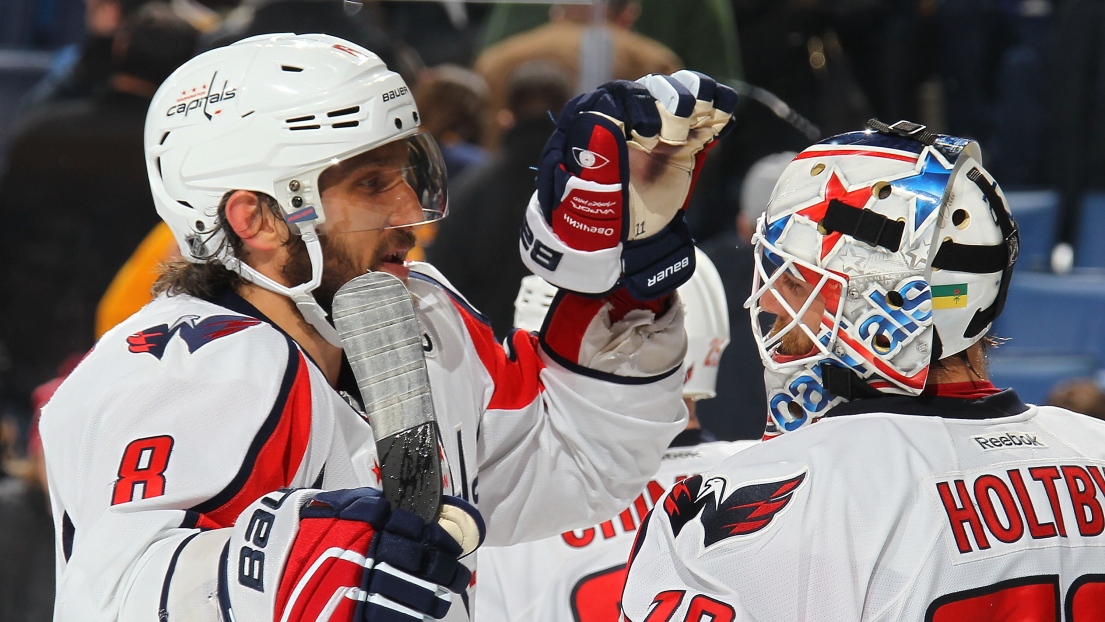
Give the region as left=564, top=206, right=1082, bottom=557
left=222, top=488, right=483, bottom=622
left=520, top=71, right=735, bottom=301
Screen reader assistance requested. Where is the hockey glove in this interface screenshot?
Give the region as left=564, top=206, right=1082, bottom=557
left=520, top=71, right=735, bottom=300
left=222, top=488, right=484, bottom=622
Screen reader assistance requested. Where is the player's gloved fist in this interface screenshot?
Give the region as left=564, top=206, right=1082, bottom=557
left=221, top=488, right=484, bottom=622
left=521, top=72, right=735, bottom=300
left=629, top=70, right=737, bottom=226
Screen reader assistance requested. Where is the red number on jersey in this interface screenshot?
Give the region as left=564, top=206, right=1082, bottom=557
left=571, top=564, right=627, bottom=622
left=1068, top=574, right=1105, bottom=622
left=685, top=595, right=735, bottom=622
left=111, top=436, right=174, bottom=505
left=928, top=575, right=1105, bottom=622
left=638, top=591, right=735, bottom=622
left=642, top=590, right=684, bottom=622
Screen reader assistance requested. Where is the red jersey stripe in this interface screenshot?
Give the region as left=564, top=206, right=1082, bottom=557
left=448, top=296, right=546, bottom=411
left=197, top=349, right=313, bottom=527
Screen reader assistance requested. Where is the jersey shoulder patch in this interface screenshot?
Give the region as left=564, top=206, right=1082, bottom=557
left=126, top=314, right=262, bottom=359
left=663, top=470, right=807, bottom=548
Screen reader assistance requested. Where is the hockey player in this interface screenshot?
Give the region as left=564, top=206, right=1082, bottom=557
left=477, top=250, right=757, bottom=622
left=621, top=121, right=1105, bottom=621
left=38, top=34, right=735, bottom=622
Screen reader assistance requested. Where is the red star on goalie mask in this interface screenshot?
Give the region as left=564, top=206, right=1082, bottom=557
left=796, top=170, right=873, bottom=260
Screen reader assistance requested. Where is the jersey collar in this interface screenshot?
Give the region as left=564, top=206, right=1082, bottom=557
left=206, top=289, right=363, bottom=402
left=824, top=388, right=1029, bottom=421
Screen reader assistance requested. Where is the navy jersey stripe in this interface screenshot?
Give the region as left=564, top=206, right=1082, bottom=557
left=190, top=336, right=301, bottom=515
left=159, top=532, right=201, bottom=620
left=409, top=270, right=494, bottom=328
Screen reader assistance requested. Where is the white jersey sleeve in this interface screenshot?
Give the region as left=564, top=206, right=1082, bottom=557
left=475, top=439, right=756, bottom=622
left=407, top=264, right=689, bottom=549
left=40, top=294, right=378, bottom=621
left=621, top=395, right=1105, bottom=622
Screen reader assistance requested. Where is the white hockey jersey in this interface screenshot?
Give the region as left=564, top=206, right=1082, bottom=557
left=476, top=433, right=756, bottom=622
left=621, top=390, right=1105, bottom=622
left=41, top=263, right=688, bottom=621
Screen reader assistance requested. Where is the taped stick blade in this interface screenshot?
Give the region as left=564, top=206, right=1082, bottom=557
left=332, top=272, right=441, bottom=521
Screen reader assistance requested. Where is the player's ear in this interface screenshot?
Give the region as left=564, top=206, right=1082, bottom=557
left=225, top=191, right=287, bottom=254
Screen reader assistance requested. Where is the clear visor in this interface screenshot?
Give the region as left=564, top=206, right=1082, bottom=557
left=746, top=220, right=846, bottom=371
left=309, top=133, right=447, bottom=234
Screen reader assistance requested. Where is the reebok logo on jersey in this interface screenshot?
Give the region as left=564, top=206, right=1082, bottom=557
left=935, top=463, right=1105, bottom=556
left=127, top=314, right=261, bottom=359
left=663, top=471, right=806, bottom=548
left=972, top=432, right=1046, bottom=451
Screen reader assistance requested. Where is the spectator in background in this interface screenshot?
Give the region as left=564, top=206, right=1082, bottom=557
left=479, top=0, right=742, bottom=86
left=427, top=61, right=571, bottom=339
left=0, top=382, right=59, bottom=622
left=474, top=0, right=679, bottom=149
left=412, top=64, right=490, bottom=178
left=1047, top=378, right=1105, bottom=421
left=378, top=1, right=493, bottom=68
left=1, top=0, right=85, bottom=49
left=697, top=152, right=795, bottom=440
left=203, top=0, right=422, bottom=83
left=20, top=0, right=147, bottom=110
left=0, top=3, right=198, bottom=422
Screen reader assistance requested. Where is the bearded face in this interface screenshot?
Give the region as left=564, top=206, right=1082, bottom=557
left=761, top=273, right=825, bottom=360
left=771, top=316, right=817, bottom=357
left=281, top=226, right=418, bottom=314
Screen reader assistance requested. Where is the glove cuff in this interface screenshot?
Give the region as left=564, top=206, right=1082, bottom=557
left=222, top=489, right=320, bottom=622
left=621, top=214, right=696, bottom=300
left=520, top=191, right=622, bottom=295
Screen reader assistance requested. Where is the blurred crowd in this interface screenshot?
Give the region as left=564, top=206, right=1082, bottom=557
left=3, top=0, right=1105, bottom=619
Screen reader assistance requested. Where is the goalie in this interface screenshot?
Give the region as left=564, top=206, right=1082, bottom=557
left=38, top=34, right=734, bottom=622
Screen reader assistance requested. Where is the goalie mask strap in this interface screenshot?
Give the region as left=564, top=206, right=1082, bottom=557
left=819, top=362, right=883, bottom=401
left=821, top=199, right=904, bottom=252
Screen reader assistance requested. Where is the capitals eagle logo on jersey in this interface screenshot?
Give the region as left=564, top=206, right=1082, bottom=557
left=662, top=471, right=807, bottom=547
left=127, top=314, right=261, bottom=359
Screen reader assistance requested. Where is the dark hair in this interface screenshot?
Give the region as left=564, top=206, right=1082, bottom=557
left=115, top=2, right=199, bottom=86
left=1047, top=379, right=1105, bottom=420
left=152, top=192, right=286, bottom=299
left=412, top=65, right=490, bottom=145
left=506, top=61, right=571, bottom=121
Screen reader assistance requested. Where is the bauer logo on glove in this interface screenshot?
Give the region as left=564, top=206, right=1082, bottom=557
left=521, top=71, right=735, bottom=300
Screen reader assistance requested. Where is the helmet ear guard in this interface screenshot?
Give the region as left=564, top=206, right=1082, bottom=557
left=930, top=164, right=1019, bottom=341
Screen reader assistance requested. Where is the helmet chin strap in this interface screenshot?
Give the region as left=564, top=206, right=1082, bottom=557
left=221, top=226, right=344, bottom=347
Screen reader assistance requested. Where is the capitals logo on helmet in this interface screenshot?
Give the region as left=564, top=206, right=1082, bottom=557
left=748, top=120, right=1019, bottom=438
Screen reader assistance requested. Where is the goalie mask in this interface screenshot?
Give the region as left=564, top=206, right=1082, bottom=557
left=748, top=120, right=1018, bottom=438
left=144, top=33, right=447, bottom=344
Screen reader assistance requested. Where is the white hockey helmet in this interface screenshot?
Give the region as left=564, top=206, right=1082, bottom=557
left=513, top=275, right=558, bottom=334
left=144, top=33, right=447, bottom=343
left=514, top=247, right=730, bottom=400
left=748, top=120, right=1018, bottom=437
left=680, top=248, right=729, bottom=400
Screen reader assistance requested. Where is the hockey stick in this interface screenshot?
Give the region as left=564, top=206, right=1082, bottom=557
left=331, top=272, right=442, bottom=523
